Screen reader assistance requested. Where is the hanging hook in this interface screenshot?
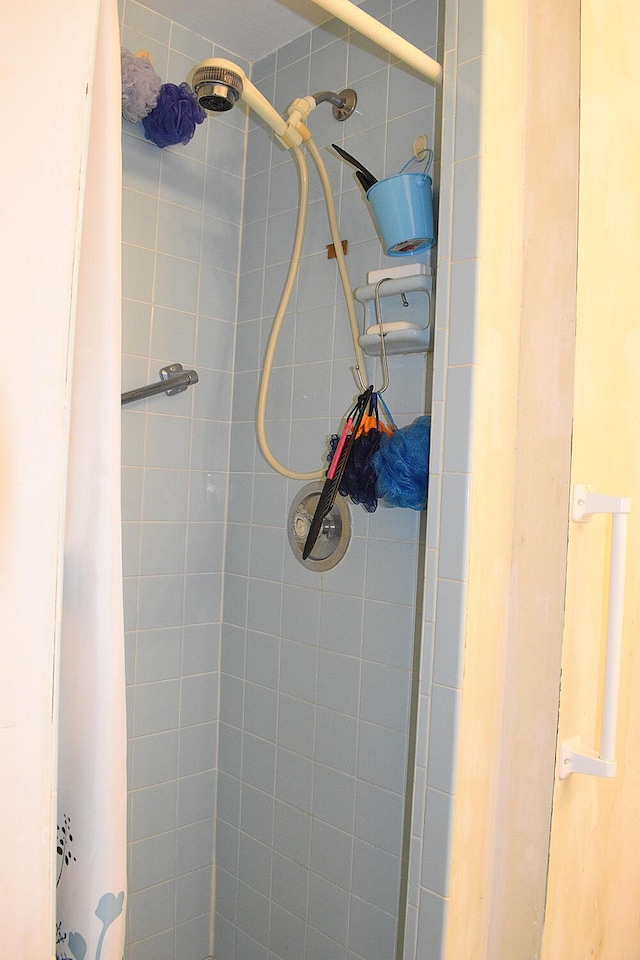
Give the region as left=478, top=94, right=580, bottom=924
left=372, top=277, right=392, bottom=394
left=354, top=353, right=369, bottom=392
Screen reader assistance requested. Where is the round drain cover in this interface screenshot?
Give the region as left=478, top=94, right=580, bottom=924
left=287, top=481, right=351, bottom=571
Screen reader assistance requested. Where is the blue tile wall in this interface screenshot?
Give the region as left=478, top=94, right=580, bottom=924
left=217, top=1, right=442, bottom=957
left=120, top=0, right=482, bottom=956
left=120, top=0, right=243, bottom=955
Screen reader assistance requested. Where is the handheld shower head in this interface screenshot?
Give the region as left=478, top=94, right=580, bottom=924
left=190, top=62, right=243, bottom=112
left=188, top=58, right=296, bottom=144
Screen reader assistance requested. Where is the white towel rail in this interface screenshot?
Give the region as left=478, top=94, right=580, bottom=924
left=559, top=484, right=631, bottom=779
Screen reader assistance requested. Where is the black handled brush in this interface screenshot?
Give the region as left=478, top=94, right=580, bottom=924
left=302, top=386, right=373, bottom=560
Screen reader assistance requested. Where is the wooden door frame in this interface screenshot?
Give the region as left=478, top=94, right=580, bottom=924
left=444, top=0, right=581, bottom=955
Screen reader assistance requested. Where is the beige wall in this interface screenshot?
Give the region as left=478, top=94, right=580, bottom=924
left=541, top=1, right=640, bottom=955
left=446, top=0, right=640, bottom=955
left=0, top=0, right=100, bottom=951
left=444, top=0, right=580, bottom=955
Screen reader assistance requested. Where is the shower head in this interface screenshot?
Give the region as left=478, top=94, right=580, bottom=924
left=188, top=58, right=295, bottom=144
left=190, top=61, right=243, bottom=112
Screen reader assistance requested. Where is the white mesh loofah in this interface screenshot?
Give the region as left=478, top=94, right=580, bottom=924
left=121, top=48, right=162, bottom=123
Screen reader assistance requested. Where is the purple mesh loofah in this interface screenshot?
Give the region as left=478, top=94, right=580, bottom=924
left=121, top=48, right=162, bottom=122
left=142, top=82, right=206, bottom=148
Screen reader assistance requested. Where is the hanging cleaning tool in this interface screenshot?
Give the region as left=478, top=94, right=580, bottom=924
left=331, top=143, right=378, bottom=190
left=322, top=284, right=394, bottom=516
left=327, top=391, right=395, bottom=513
left=302, top=387, right=373, bottom=559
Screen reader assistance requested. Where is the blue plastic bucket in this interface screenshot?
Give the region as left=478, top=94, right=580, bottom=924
left=367, top=173, right=435, bottom=256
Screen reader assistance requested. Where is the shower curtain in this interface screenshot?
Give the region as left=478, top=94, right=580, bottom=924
left=56, top=0, right=127, bottom=957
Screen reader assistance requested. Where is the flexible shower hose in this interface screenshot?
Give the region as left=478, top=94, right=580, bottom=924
left=255, top=134, right=370, bottom=480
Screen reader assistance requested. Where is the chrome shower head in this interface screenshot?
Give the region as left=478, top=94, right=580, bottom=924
left=188, top=58, right=291, bottom=142
left=190, top=62, right=243, bottom=112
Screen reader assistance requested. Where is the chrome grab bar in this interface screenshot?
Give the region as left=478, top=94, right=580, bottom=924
left=121, top=363, right=199, bottom=406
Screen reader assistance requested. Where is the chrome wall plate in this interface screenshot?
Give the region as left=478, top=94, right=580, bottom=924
left=332, top=88, right=357, bottom=121
left=288, top=481, right=351, bottom=571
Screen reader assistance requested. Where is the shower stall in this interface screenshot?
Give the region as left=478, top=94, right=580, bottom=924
left=10, top=0, right=640, bottom=955
left=119, top=0, right=476, bottom=957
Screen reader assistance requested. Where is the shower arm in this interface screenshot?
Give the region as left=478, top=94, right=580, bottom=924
left=310, top=90, right=347, bottom=108
left=307, top=0, right=442, bottom=85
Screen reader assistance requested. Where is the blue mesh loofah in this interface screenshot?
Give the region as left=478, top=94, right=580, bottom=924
left=142, top=82, right=206, bottom=148
left=372, top=415, right=431, bottom=510
left=327, top=429, right=382, bottom=512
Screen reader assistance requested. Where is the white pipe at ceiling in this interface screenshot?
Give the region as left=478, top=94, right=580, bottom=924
left=307, top=0, right=442, bottom=84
